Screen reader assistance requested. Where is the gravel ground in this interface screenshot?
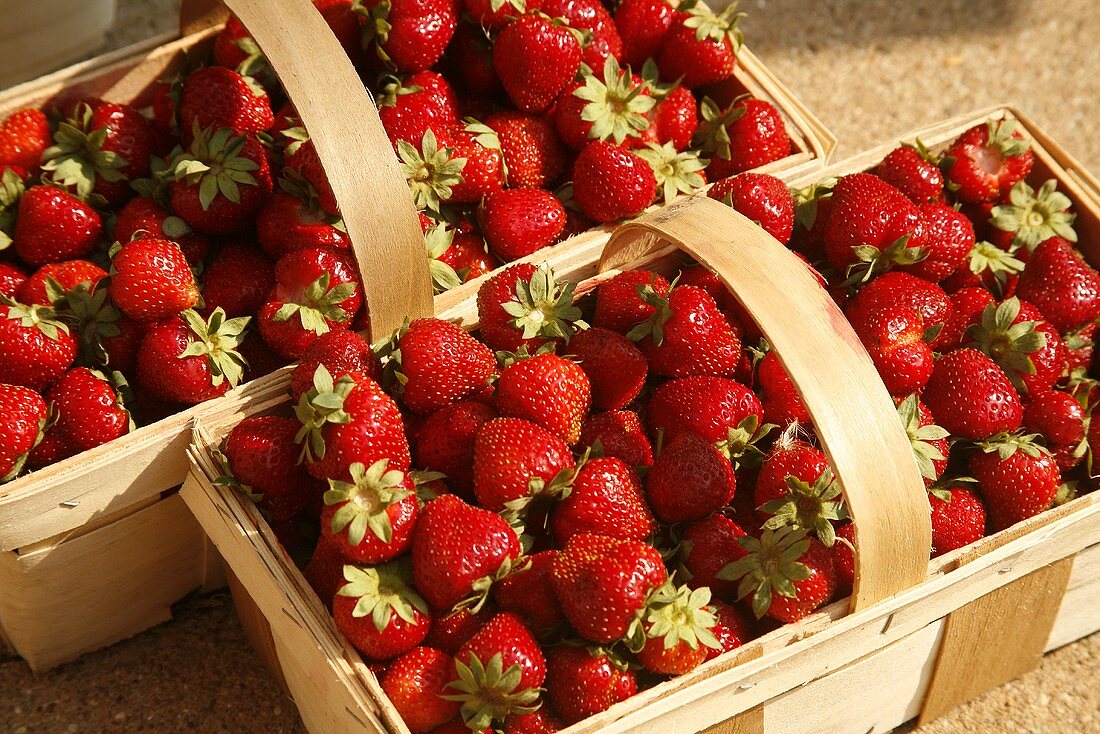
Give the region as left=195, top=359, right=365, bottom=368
left=1, top=1, right=1099, bottom=732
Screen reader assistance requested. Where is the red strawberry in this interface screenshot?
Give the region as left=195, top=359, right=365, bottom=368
left=200, top=243, right=275, bottom=318
left=552, top=456, right=656, bottom=543
left=706, top=599, right=750, bottom=659
left=358, top=0, right=457, bottom=72
left=290, top=329, right=379, bottom=401
left=553, top=59, right=655, bottom=152
left=567, top=327, right=647, bottom=411
left=377, top=70, right=460, bottom=147
left=928, top=485, right=987, bottom=558
left=653, top=85, right=699, bottom=152
left=18, top=260, right=107, bottom=306
left=114, top=196, right=211, bottom=267
left=544, top=645, right=637, bottom=725
left=223, top=415, right=321, bottom=520
left=647, top=431, right=736, bottom=522
left=636, top=583, right=720, bottom=675
left=969, top=433, right=1059, bottom=531
left=428, top=226, right=501, bottom=288
left=579, top=410, right=653, bottom=467
left=12, top=185, right=102, bottom=266
left=0, top=263, right=27, bottom=300
left=966, top=297, right=1067, bottom=395
left=1024, top=389, right=1086, bottom=470
left=382, top=647, right=461, bottom=733
left=0, top=109, right=49, bottom=174
left=573, top=141, right=656, bottom=223
left=0, top=302, right=77, bottom=390
left=213, top=13, right=261, bottom=71
left=679, top=513, right=747, bottom=597
left=26, top=428, right=76, bottom=470
left=178, top=66, right=274, bottom=137
left=845, top=290, right=934, bottom=397
left=322, top=459, right=418, bottom=563
left=592, top=269, right=671, bottom=333
left=481, top=188, right=566, bottom=262
left=931, top=286, right=995, bottom=352
left=168, top=127, right=272, bottom=234
left=615, top=0, right=675, bottom=66
left=255, top=191, right=350, bottom=260
left=47, top=368, right=130, bottom=453
left=876, top=143, right=944, bottom=204
left=1016, top=236, right=1100, bottom=333
left=720, top=526, right=836, bottom=622
left=629, top=284, right=741, bottom=378
left=900, top=202, right=973, bottom=282
left=283, top=136, right=339, bottom=216
left=473, top=417, right=575, bottom=511
left=696, top=97, right=792, bottom=180
left=944, top=117, right=1033, bottom=204
left=922, top=348, right=1023, bottom=440
left=494, top=15, right=582, bottom=113
left=495, top=353, right=591, bottom=443
left=110, top=236, right=199, bottom=323
left=136, top=308, right=249, bottom=404
left=416, top=401, right=497, bottom=498
left=757, top=350, right=810, bottom=428
left=541, top=0, right=621, bottom=69
left=426, top=605, right=495, bottom=655
left=477, top=263, right=583, bottom=353
left=446, top=121, right=507, bottom=204
left=486, top=111, right=566, bottom=189
left=503, top=709, right=562, bottom=734
left=708, top=172, right=796, bottom=244
left=647, top=376, right=763, bottom=452
left=831, top=522, right=855, bottom=590
left=412, top=494, right=521, bottom=609
left=463, top=0, right=538, bottom=29
left=334, top=561, right=431, bottom=661
left=656, top=3, right=743, bottom=88
left=0, top=384, right=48, bottom=481
left=493, top=551, right=566, bottom=635
left=753, top=437, right=843, bottom=545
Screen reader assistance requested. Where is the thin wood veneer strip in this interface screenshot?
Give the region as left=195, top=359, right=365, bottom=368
left=600, top=196, right=932, bottom=610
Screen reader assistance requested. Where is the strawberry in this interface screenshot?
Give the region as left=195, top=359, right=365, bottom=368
left=696, top=97, right=791, bottom=180
left=551, top=532, right=667, bottom=643
left=47, top=368, right=130, bottom=453
left=1023, top=389, right=1086, bottom=470
left=426, top=605, right=495, bottom=655
left=200, top=243, right=275, bottom=318
left=845, top=288, right=934, bottom=397
left=0, top=263, right=27, bottom=300
left=113, top=196, right=211, bottom=267
left=334, top=561, right=431, bottom=661
left=944, top=118, right=1033, bottom=204
left=416, top=401, right=497, bottom=498
left=223, top=415, right=321, bottom=520
left=896, top=393, right=950, bottom=485
left=579, top=410, right=653, bottom=467
left=719, top=526, right=836, bottom=622
left=447, top=121, right=507, bottom=203
left=656, top=3, right=744, bottom=88
left=322, top=459, right=418, bottom=563
left=449, top=24, right=504, bottom=96
left=304, top=534, right=345, bottom=610
left=481, top=188, right=566, bottom=262
left=110, top=237, right=199, bottom=322
left=492, top=550, right=566, bottom=636
left=922, top=348, right=1023, bottom=440
left=18, top=260, right=107, bottom=306
left=382, top=647, right=461, bottom=733
left=412, top=494, right=521, bottom=609
left=503, top=709, right=562, bottom=734
left=572, top=141, right=657, bottom=223
left=567, top=326, right=648, bottom=411
left=377, top=70, right=460, bottom=147
left=295, top=366, right=411, bottom=481
left=900, top=202, right=973, bottom=282
left=485, top=111, right=566, bottom=189
left=653, top=85, right=699, bottom=152
left=178, top=66, right=274, bottom=137
left=540, top=0, right=621, bottom=69
left=544, top=645, right=637, bottom=724
left=358, top=0, right=457, bottom=72
left=463, top=0, right=539, bottom=29
left=283, top=136, right=339, bottom=216
left=0, top=384, right=48, bottom=481
left=495, top=353, right=591, bottom=443
left=969, top=432, right=1059, bottom=531
left=850, top=270, right=954, bottom=333
left=1065, top=322, right=1098, bottom=374
left=136, top=308, right=249, bottom=404
left=757, top=350, right=810, bottom=428
left=592, top=269, right=670, bottom=333
left=928, top=485, right=987, bottom=558
left=255, top=190, right=350, bottom=260
left=636, top=582, right=720, bottom=675
left=1015, top=236, right=1100, bottom=333
left=831, top=521, right=855, bottom=591
left=0, top=302, right=77, bottom=390
left=494, top=14, right=582, bottom=114
left=26, top=428, right=76, bottom=470
left=428, top=226, right=500, bottom=289
left=966, top=297, right=1067, bottom=395
left=647, top=376, right=763, bottom=452
left=753, top=437, right=843, bottom=545
left=477, top=263, right=583, bottom=353
left=931, top=286, right=995, bottom=352
left=447, top=612, right=546, bottom=730
left=875, top=142, right=944, bottom=204
left=708, top=172, right=796, bottom=244
left=647, top=431, right=736, bottom=522
left=0, top=109, right=50, bottom=174
left=472, top=417, right=574, bottom=511
left=706, top=599, right=750, bottom=659
left=12, top=185, right=103, bottom=266
left=629, top=284, right=741, bottom=378
left=551, top=456, right=656, bottom=543
left=213, top=13, right=263, bottom=72
left=290, top=329, right=379, bottom=401
left=679, top=513, right=747, bottom=597
left=553, top=58, right=655, bottom=151
left=989, top=179, right=1077, bottom=254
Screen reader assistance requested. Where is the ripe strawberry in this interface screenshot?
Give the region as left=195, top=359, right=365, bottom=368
left=492, top=551, right=566, bottom=636
left=708, top=172, right=796, bottom=244
left=756, top=350, right=809, bottom=428
left=290, top=330, right=379, bottom=401
left=283, top=136, right=339, bottom=216
left=136, top=308, right=249, bottom=404
left=481, top=188, right=566, bottom=262
left=358, top=0, right=457, bottom=72
left=428, top=226, right=501, bottom=289
left=200, top=243, right=275, bottom=318
left=113, top=195, right=211, bottom=266
left=110, top=237, right=199, bottom=322
left=382, top=647, right=461, bottom=733
left=592, top=269, right=671, bottom=333
left=415, top=401, right=497, bottom=498
left=0, top=384, right=48, bottom=481
left=377, top=70, right=460, bottom=148
left=472, top=417, right=574, bottom=511
left=463, top=0, right=539, bottom=29
left=647, top=376, right=763, bottom=451
left=1023, top=389, right=1086, bottom=470
left=629, top=284, right=741, bottom=378
left=476, top=263, right=583, bottom=353
left=255, top=191, right=350, bottom=260
left=1016, top=236, right=1100, bottom=332
left=928, top=485, right=987, bottom=558
left=334, top=561, right=431, bottom=661
left=412, top=494, right=521, bottom=609
left=706, top=599, right=750, bottom=659
left=223, top=415, right=321, bottom=520
left=295, top=367, right=411, bottom=481
left=831, top=521, right=855, bottom=590
left=18, top=260, right=107, bottom=306
left=495, top=353, right=591, bottom=443
left=931, top=286, right=996, bottom=352
left=970, top=432, right=1059, bottom=531
left=0, top=303, right=77, bottom=390
left=615, top=0, right=675, bottom=66
left=0, top=109, right=49, bottom=174
left=178, top=66, right=274, bottom=137
left=46, top=368, right=130, bottom=453
left=447, top=121, right=506, bottom=203
left=922, top=348, right=1023, bottom=440
left=875, top=143, right=944, bottom=204
left=900, top=202, right=973, bottom=282
left=989, top=179, right=1077, bottom=253
left=966, top=298, right=1067, bottom=395
left=653, top=85, right=699, bottom=152
left=1064, top=322, right=1098, bottom=374
left=553, top=58, right=656, bottom=152
left=679, top=513, right=747, bottom=597
left=485, top=111, right=566, bottom=189
left=503, top=709, right=562, bottom=734
left=845, top=289, right=934, bottom=397
left=754, top=436, right=842, bottom=545
left=636, top=583, right=720, bottom=675
left=212, top=13, right=262, bottom=71
left=26, top=428, right=76, bottom=470
left=494, top=14, right=582, bottom=113
left=696, top=97, right=792, bottom=179
left=567, top=327, right=648, bottom=411
left=541, top=0, right=621, bottom=69
left=573, top=141, right=656, bottom=223
left=544, top=645, right=637, bottom=725
left=551, top=457, right=656, bottom=543
left=944, top=118, right=1033, bottom=204
left=647, top=431, right=736, bottom=522
left=12, top=185, right=103, bottom=266
left=0, top=263, right=27, bottom=300
left=656, top=3, right=744, bottom=88
left=426, top=605, right=495, bottom=655
left=719, top=526, right=836, bottom=622
left=449, top=24, right=503, bottom=97
left=579, top=410, right=654, bottom=467
left=322, top=459, right=418, bottom=563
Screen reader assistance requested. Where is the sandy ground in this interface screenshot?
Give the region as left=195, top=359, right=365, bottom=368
left=1, top=0, right=1099, bottom=732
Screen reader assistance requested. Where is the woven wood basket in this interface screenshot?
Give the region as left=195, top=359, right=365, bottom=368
left=182, top=104, right=1100, bottom=733
left=0, top=0, right=835, bottom=671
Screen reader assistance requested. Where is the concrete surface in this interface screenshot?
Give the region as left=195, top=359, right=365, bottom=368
left=2, top=1, right=1099, bottom=732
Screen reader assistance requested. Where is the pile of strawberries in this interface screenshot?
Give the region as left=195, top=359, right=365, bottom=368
left=0, top=0, right=793, bottom=482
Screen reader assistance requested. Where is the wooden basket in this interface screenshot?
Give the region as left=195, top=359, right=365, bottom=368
left=181, top=104, right=1100, bottom=734
left=0, top=0, right=835, bottom=671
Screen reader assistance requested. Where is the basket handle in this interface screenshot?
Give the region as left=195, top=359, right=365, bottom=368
left=600, top=195, right=932, bottom=611
left=176, top=0, right=434, bottom=339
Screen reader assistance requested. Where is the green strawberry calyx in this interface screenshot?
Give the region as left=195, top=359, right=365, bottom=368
left=460, top=554, right=529, bottom=614
left=178, top=308, right=250, bottom=389
left=974, top=431, right=1050, bottom=461
left=424, top=222, right=465, bottom=294
left=845, top=234, right=928, bottom=287
left=40, top=102, right=129, bottom=200
left=167, top=124, right=260, bottom=211
left=790, top=177, right=836, bottom=232
left=680, top=0, right=745, bottom=47
left=0, top=167, right=25, bottom=250
left=985, top=117, right=1030, bottom=159
left=896, top=393, right=949, bottom=482
left=630, top=579, right=720, bottom=654
left=376, top=74, right=424, bottom=109
left=693, top=95, right=748, bottom=162
left=398, top=128, right=466, bottom=212
left=575, top=57, right=656, bottom=147
left=990, top=178, right=1077, bottom=252
left=294, top=364, right=357, bottom=464
left=272, top=272, right=358, bottom=336
left=336, top=560, right=428, bottom=633
left=47, top=279, right=122, bottom=369
left=324, top=459, right=413, bottom=547
left=3, top=300, right=71, bottom=342
left=636, top=142, right=707, bottom=204
left=758, top=469, right=846, bottom=547
left=963, top=240, right=1025, bottom=297
left=502, top=263, right=585, bottom=342
left=717, top=525, right=813, bottom=619
left=715, top=414, right=777, bottom=469
left=443, top=650, right=541, bottom=731
left=965, top=297, right=1046, bottom=393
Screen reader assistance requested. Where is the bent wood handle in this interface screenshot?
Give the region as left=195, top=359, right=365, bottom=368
left=177, top=0, right=434, bottom=339
left=601, top=195, right=932, bottom=610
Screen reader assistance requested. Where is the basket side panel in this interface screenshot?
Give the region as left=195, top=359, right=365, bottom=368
left=1046, top=542, right=1100, bottom=650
